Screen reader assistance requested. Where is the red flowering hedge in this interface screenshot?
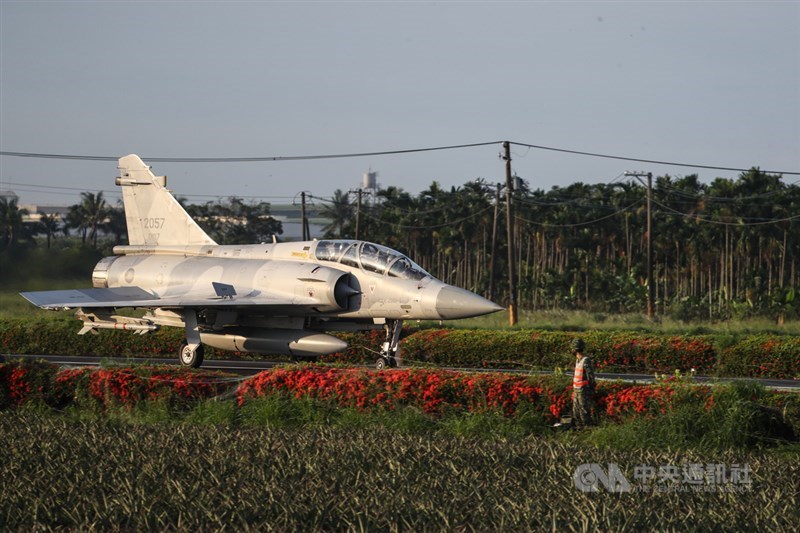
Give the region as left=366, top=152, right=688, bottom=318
left=716, top=335, right=800, bottom=378
left=234, top=367, right=798, bottom=438
left=0, top=360, right=685, bottom=422
left=237, top=367, right=572, bottom=418
left=2, top=362, right=797, bottom=435
left=597, top=380, right=690, bottom=419
left=0, top=360, right=236, bottom=410
left=235, top=367, right=713, bottom=423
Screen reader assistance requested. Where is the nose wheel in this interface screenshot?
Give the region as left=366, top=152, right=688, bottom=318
left=375, top=356, right=397, bottom=370
left=375, top=319, right=402, bottom=369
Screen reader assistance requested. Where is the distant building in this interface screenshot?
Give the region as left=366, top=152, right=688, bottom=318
left=18, top=204, right=71, bottom=222
left=362, top=170, right=378, bottom=191
left=358, top=170, right=381, bottom=205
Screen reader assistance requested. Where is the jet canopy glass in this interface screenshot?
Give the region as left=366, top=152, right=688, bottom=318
left=314, top=240, right=430, bottom=281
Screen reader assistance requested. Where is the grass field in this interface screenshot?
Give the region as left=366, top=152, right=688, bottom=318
left=432, top=308, right=800, bottom=335
left=1, top=282, right=87, bottom=321
left=1, top=407, right=798, bottom=531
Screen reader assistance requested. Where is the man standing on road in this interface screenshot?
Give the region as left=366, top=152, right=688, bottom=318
left=571, top=338, right=596, bottom=427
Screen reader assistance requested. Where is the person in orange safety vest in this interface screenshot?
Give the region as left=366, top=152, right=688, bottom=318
left=571, top=337, right=596, bottom=427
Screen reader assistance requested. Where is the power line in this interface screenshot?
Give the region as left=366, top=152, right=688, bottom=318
left=359, top=205, right=494, bottom=230
left=2, top=187, right=122, bottom=201
left=652, top=199, right=800, bottom=226
left=310, top=195, right=461, bottom=217
left=0, top=181, right=298, bottom=201
left=1, top=181, right=96, bottom=192
left=510, top=141, right=800, bottom=176
left=4, top=141, right=798, bottom=175
left=0, top=142, right=503, bottom=163
left=655, top=179, right=800, bottom=202
left=514, top=199, right=644, bottom=228
left=8, top=175, right=798, bottom=214
left=181, top=194, right=297, bottom=201
left=514, top=195, right=639, bottom=209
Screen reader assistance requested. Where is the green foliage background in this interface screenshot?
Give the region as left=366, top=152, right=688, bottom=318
left=3, top=168, right=799, bottom=322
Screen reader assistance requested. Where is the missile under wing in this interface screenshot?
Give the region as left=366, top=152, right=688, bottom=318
left=20, top=155, right=503, bottom=368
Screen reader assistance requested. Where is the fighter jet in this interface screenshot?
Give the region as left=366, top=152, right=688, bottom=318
left=21, top=155, right=503, bottom=368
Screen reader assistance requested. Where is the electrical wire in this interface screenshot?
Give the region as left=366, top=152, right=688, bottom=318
left=2, top=181, right=100, bottom=192
left=652, top=199, right=800, bottom=226
left=655, top=178, right=800, bottom=202
left=513, top=195, right=640, bottom=210
left=514, top=199, right=644, bottom=228
left=1, top=181, right=300, bottom=202
left=607, top=172, right=628, bottom=185
left=509, top=141, right=800, bottom=176
left=359, top=204, right=494, bottom=230
left=509, top=173, right=634, bottom=207
left=5, top=141, right=798, bottom=175
left=0, top=187, right=122, bottom=200
left=180, top=194, right=297, bottom=200
left=0, top=141, right=503, bottom=163
left=308, top=192, right=496, bottom=218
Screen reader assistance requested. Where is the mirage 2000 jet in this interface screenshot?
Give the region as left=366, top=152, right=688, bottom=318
left=21, top=155, right=502, bottom=368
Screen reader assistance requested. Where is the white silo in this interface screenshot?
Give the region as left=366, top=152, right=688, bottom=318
left=362, top=170, right=378, bottom=191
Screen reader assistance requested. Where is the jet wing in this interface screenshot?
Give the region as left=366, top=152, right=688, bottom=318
left=20, top=285, right=310, bottom=310
left=21, top=287, right=161, bottom=309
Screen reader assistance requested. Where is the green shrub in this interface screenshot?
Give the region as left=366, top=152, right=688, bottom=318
left=0, top=359, right=63, bottom=408
left=718, top=335, right=800, bottom=379
left=1, top=319, right=798, bottom=379
left=586, top=380, right=797, bottom=450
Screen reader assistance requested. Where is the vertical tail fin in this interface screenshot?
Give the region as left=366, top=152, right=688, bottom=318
left=117, top=154, right=216, bottom=246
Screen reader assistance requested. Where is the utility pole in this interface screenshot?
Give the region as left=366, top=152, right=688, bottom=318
left=625, top=171, right=654, bottom=319
left=488, top=182, right=501, bottom=302
left=503, top=141, right=518, bottom=326
left=300, top=191, right=308, bottom=241
left=355, top=188, right=362, bottom=241
left=347, top=188, right=364, bottom=240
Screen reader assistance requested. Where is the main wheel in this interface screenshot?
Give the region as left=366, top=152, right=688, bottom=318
left=179, top=342, right=205, bottom=368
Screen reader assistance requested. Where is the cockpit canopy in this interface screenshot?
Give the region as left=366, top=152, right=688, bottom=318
left=314, top=240, right=430, bottom=281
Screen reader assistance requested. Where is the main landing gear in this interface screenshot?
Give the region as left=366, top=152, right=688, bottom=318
left=375, top=319, right=403, bottom=370
left=179, top=341, right=205, bottom=368
left=178, top=308, right=204, bottom=368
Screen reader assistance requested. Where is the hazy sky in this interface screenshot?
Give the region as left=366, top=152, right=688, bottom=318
left=1, top=1, right=798, bottom=207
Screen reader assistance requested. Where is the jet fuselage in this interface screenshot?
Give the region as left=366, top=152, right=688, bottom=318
left=94, top=239, right=499, bottom=321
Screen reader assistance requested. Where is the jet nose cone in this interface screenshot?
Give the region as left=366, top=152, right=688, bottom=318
left=435, top=286, right=504, bottom=319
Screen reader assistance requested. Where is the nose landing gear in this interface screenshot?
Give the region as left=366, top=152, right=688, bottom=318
left=375, top=319, right=403, bottom=369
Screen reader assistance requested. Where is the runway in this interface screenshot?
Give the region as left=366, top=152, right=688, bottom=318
left=2, top=353, right=799, bottom=390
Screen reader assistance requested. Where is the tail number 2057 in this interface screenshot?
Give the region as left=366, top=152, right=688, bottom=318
left=143, top=217, right=166, bottom=229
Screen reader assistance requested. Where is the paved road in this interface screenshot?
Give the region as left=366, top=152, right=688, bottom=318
left=2, top=353, right=799, bottom=390
left=0, top=354, right=281, bottom=376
